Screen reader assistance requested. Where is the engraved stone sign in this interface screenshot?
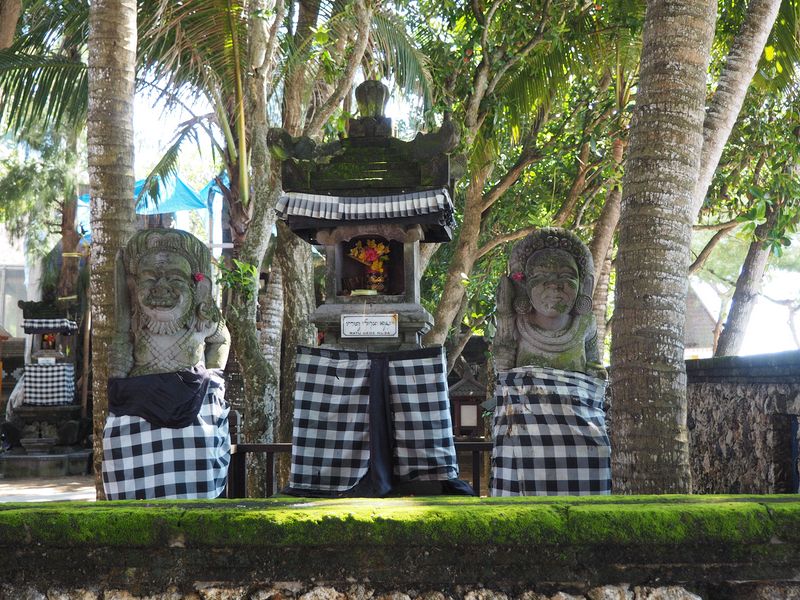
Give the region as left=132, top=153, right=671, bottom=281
left=341, top=314, right=399, bottom=338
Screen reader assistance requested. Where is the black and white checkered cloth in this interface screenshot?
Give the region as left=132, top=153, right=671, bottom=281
left=491, top=367, right=611, bottom=496
left=22, top=318, right=79, bottom=334
left=102, top=374, right=230, bottom=500
left=23, top=364, right=75, bottom=406
left=289, top=345, right=458, bottom=495
left=277, top=188, right=453, bottom=222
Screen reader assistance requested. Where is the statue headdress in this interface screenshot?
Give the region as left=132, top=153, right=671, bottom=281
left=507, top=227, right=595, bottom=315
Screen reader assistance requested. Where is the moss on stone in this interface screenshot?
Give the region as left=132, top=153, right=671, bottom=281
left=0, top=495, right=798, bottom=552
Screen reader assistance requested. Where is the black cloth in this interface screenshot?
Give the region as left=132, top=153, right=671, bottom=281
left=108, top=366, right=212, bottom=429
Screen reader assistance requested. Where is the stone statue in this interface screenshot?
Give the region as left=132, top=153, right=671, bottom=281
left=490, top=228, right=611, bottom=496
left=493, top=227, right=604, bottom=377
left=103, top=229, right=231, bottom=500
left=110, top=229, right=230, bottom=378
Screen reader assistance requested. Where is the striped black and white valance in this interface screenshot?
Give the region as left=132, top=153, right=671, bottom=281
left=22, top=319, right=79, bottom=334
left=276, top=188, right=456, bottom=243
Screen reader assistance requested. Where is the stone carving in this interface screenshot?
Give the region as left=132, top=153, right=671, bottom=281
left=103, top=229, right=231, bottom=500
left=493, top=227, right=604, bottom=377
left=110, top=229, right=230, bottom=378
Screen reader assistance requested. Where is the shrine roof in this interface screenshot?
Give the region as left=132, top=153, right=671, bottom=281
left=276, top=188, right=455, bottom=244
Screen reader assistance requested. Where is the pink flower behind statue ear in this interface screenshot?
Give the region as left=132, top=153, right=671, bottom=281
left=193, top=272, right=206, bottom=283
left=511, top=271, right=525, bottom=282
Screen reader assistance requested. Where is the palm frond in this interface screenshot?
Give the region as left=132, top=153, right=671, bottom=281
left=138, top=0, right=248, bottom=105
left=495, top=45, right=573, bottom=137
left=753, top=0, right=800, bottom=91
left=0, top=0, right=89, bottom=134
left=370, top=12, right=433, bottom=110
left=0, top=51, right=87, bottom=133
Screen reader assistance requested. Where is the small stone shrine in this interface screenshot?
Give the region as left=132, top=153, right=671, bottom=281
left=490, top=227, right=611, bottom=496
left=102, top=229, right=231, bottom=500
left=273, top=80, right=471, bottom=496
left=2, top=299, right=88, bottom=476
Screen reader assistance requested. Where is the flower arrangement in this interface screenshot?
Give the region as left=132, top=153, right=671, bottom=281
left=349, top=239, right=390, bottom=274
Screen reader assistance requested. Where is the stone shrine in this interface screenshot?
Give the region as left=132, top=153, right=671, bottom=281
left=272, top=80, right=471, bottom=497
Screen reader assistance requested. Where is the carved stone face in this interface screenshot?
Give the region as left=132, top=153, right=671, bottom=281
left=525, top=249, right=579, bottom=319
left=135, top=251, right=194, bottom=325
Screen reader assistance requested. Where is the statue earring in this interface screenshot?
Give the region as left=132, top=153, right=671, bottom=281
left=574, top=294, right=592, bottom=315
left=513, top=296, right=533, bottom=314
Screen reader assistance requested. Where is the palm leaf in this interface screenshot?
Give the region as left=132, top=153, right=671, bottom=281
left=370, top=12, right=433, bottom=110
left=138, top=0, right=248, bottom=103
left=753, top=0, right=800, bottom=91
left=0, top=0, right=89, bottom=134
left=0, top=51, right=87, bottom=134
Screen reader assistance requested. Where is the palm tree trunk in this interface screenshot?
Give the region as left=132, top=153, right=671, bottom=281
left=87, top=0, right=138, bottom=497
left=610, top=0, right=716, bottom=494
left=692, top=0, right=782, bottom=218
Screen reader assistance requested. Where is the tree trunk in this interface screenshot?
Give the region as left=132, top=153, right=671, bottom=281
left=714, top=205, right=778, bottom=356
left=553, top=142, right=591, bottom=226
left=592, top=251, right=613, bottom=354
left=87, top=0, right=138, bottom=498
left=234, top=0, right=282, bottom=496
left=275, top=221, right=316, bottom=486
left=0, top=0, right=21, bottom=49
left=259, top=261, right=283, bottom=386
left=424, top=162, right=493, bottom=346
left=692, top=0, right=782, bottom=218
left=589, top=138, right=624, bottom=273
left=610, top=0, right=716, bottom=494
left=57, top=132, right=82, bottom=301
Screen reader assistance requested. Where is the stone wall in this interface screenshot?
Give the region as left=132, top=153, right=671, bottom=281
left=686, top=350, right=800, bottom=494
left=2, top=496, right=800, bottom=600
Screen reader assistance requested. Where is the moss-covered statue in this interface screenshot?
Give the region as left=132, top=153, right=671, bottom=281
left=493, top=227, right=604, bottom=377
left=491, top=228, right=611, bottom=496
left=102, top=229, right=232, bottom=500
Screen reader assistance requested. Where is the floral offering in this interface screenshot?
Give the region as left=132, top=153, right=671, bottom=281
left=349, top=239, right=390, bottom=274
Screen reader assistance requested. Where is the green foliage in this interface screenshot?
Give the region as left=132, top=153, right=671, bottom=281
left=215, top=258, right=259, bottom=302
left=0, top=131, right=81, bottom=256
left=702, top=88, right=800, bottom=261
left=0, top=0, right=88, bottom=135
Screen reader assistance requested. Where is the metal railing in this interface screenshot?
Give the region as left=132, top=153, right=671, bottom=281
left=225, top=439, right=493, bottom=498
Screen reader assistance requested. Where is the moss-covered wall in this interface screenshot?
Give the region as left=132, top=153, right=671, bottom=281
left=2, top=496, right=800, bottom=599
